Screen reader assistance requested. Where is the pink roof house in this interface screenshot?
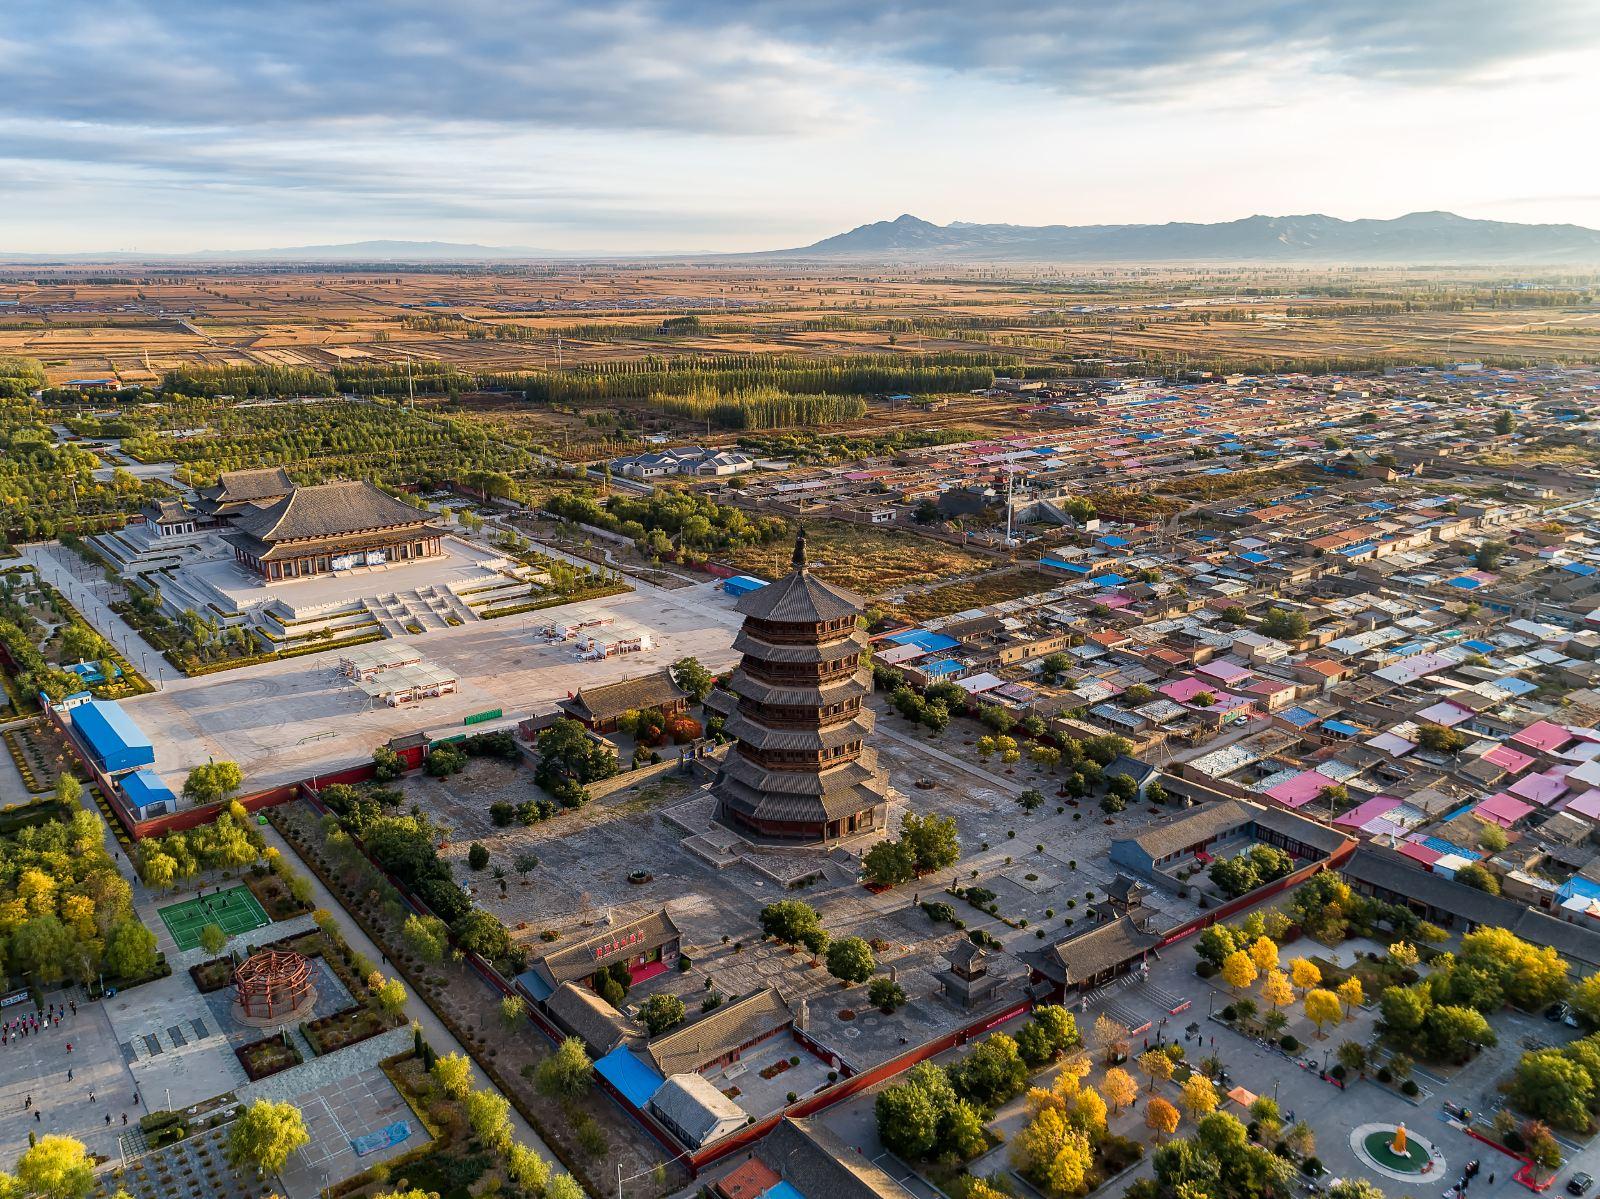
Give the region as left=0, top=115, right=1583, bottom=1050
left=1415, top=700, right=1475, bottom=728
left=1483, top=744, right=1536, bottom=774
left=1508, top=771, right=1571, bottom=806
left=1561, top=789, right=1600, bottom=821
left=1398, top=841, right=1443, bottom=867
left=1335, top=795, right=1402, bottom=828
left=1160, top=677, right=1224, bottom=704
left=1197, top=659, right=1254, bottom=686
left=1511, top=720, right=1576, bottom=754
left=1474, top=792, right=1534, bottom=828
left=1265, top=770, right=1338, bottom=809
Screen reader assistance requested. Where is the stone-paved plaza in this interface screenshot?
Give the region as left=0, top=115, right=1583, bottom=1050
left=396, top=696, right=1205, bottom=1072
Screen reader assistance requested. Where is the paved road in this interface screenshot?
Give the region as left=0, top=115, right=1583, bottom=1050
left=258, top=821, right=566, bottom=1176
left=19, top=541, right=174, bottom=689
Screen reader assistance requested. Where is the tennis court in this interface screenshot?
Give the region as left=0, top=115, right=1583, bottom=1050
left=158, top=885, right=271, bottom=951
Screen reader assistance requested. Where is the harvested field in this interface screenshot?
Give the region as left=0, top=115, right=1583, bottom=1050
left=721, top=519, right=995, bottom=597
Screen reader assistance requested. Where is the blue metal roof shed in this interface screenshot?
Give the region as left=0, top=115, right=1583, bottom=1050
left=723, top=575, right=768, bottom=597
left=121, top=769, right=175, bottom=816
left=72, top=699, right=155, bottom=774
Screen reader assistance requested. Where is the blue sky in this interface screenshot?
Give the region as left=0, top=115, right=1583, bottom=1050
left=4, top=0, right=1599, bottom=252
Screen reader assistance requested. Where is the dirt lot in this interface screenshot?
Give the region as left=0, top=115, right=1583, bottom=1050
left=721, top=519, right=997, bottom=598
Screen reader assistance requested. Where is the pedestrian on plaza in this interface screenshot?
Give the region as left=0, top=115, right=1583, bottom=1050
left=122, top=1113, right=127, bottom=1125
left=69, top=1002, right=76, bottom=1016
left=89, top=1093, right=95, bottom=1104
left=104, top=1113, right=110, bottom=1126
left=24, top=1096, right=30, bottom=1109
left=1489, top=1175, right=1495, bottom=1185
left=65, top=1042, right=71, bottom=1053
left=32, top=1111, right=38, bottom=1123
left=67, top=1069, right=72, bottom=1081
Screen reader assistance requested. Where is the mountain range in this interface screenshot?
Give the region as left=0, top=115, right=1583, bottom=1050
left=6, top=212, right=1600, bottom=264
left=766, top=211, right=1600, bottom=264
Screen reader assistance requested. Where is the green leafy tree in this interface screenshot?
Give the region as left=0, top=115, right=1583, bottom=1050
left=432, top=1051, right=474, bottom=1099
left=536, top=1036, right=593, bottom=1097
left=103, top=919, right=159, bottom=980
left=827, top=936, right=877, bottom=984
left=670, top=656, right=715, bottom=702
left=640, top=993, right=687, bottom=1035
left=862, top=838, right=917, bottom=887
left=869, top=976, right=907, bottom=1012
left=181, top=760, right=244, bottom=806
left=227, top=1099, right=310, bottom=1178
left=198, top=923, right=229, bottom=956
left=465, top=1088, right=514, bottom=1152
left=759, top=900, right=825, bottom=949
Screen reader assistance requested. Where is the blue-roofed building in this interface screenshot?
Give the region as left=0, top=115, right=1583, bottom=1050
left=885, top=629, right=960, bottom=653
left=1462, top=640, right=1496, bottom=654
left=1097, top=535, right=1130, bottom=548
left=70, top=700, right=154, bottom=775
left=594, top=1045, right=666, bottom=1108
left=723, top=575, right=768, bottom=598
left=919, top=658, right=963, bottom=679
left=121, top=770, right=176, bottom=818
left=1088, top=573, right=1127, bottom=587
left=1563, top=562, right=1598, bottom=577
left=1237, top=551, right=1270, bottom=565
left=1445, top=576, right=1483, bottom=590
left=1276, top=706, right=1320, bottom=729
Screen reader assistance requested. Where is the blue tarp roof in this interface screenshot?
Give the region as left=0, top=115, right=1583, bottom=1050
left=122, top=770, right=174, bottom=810
left=1492, top=676, right=1538, bottom=696
left=1562, top=562, right=1598, bottom=577
left=1098, top=535, right=1130, bottom=547
left=723, top=575, right=768, bottom=596
left=1462, top=640, right=1496, bottom=654
left=1088, top=573, right=1126, bottom=587
left=72, top=700, right=153, bottom=771
left=595, top=1047, right=664, bottom=1108
left=1238, top=552, right=1270, bottom=564
left=1445, top=576, right=1483, bottom=590
left=1322, top=720, right=1361, bottom=736
left=1042, top=557, right=1090, bottom=573
left=1417, top=836, right=1480, bottom=861
left=921, top=659, right=963, bottom=678
left=513, top=968, right=554, bottom=1002
left=1278, top=706, right=1319, bottom=728
left=763, top=1183, right=806, bottom=1199
left=886, top=629, right=960, bottom=653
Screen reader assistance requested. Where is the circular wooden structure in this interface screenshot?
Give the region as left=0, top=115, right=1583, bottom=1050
left=233, top=949, right=315, bottom=1025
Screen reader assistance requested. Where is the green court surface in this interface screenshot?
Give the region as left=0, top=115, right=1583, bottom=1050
left=158, top=885, right=271, bottom=951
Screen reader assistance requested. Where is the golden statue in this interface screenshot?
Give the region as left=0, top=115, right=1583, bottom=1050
left=1391, top=1123, right=1408, bottom=1155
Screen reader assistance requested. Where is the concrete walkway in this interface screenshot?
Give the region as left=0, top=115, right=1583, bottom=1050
left=19, top=541, right=175, bottom=689
left=258, top=820, right=563, bottom=1172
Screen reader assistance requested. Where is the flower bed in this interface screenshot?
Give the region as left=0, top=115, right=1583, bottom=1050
left=189, top=956, right=235, bottom=993
left=303, top=1004, right=397, bottom=1056
left=236, top=1033, right=303, bottom=1081
left=243, top=866, right=312, bottom=921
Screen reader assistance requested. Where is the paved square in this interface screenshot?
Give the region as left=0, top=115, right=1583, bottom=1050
left=159, top=888, right=271, bottom=951
left=276, top=1068, right=431, bottom=1199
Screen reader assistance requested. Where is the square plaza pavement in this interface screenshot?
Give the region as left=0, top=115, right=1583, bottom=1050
left=276, top=1068, right=432, bottom=1199
left=0, top=991, right=139, bottom=1170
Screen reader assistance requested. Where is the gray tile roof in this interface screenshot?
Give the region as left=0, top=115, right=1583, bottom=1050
left=643, top=987, right=793, bottom=1077
left=1116, top=799, right=1255, bottom=861
left=759, top=1117, right=910, bottom=1199
left=1031, top=915, right=1162, bottom=986
left=546, top=982, right=639, bottom=1056
left=558, top=670, right=688, bottom=723
left=229, top=480, right=434, bottom=545
left=648, top=1074, right=747, bottom=1147
left=205, top=466, right=294, bottom=503
left=525, top=909, right=682, bottom=990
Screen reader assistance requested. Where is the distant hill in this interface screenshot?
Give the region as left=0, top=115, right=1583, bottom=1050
left=766, top=211, right=1600, bottom=264
left=0, top=240, right=576, bottom=263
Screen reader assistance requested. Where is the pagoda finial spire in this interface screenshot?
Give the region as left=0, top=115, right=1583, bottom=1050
left=792, top=528, right=808, bottom=571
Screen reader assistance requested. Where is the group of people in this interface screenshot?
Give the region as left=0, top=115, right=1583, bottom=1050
left=1, top=1001, right=76, bottom=1047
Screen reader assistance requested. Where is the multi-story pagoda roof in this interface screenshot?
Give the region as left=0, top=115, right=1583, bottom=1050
left=732, top=533, right=865, bottom=624
left=712, top=530, right=890, bottom=842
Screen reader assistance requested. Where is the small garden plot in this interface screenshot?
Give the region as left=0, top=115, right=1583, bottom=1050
left=303, top=1004, right=398, bottom=1055
left=242, top=863, right=313, bottom=921
left=236, top=1031, right=303, bottom=1081
left=189, top=956, right=235, bottom=993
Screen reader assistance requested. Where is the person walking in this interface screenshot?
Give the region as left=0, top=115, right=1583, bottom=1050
left=67, top=1068, right=72, bottom=1081
left=89, top=1093, right=95, bottom=1104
